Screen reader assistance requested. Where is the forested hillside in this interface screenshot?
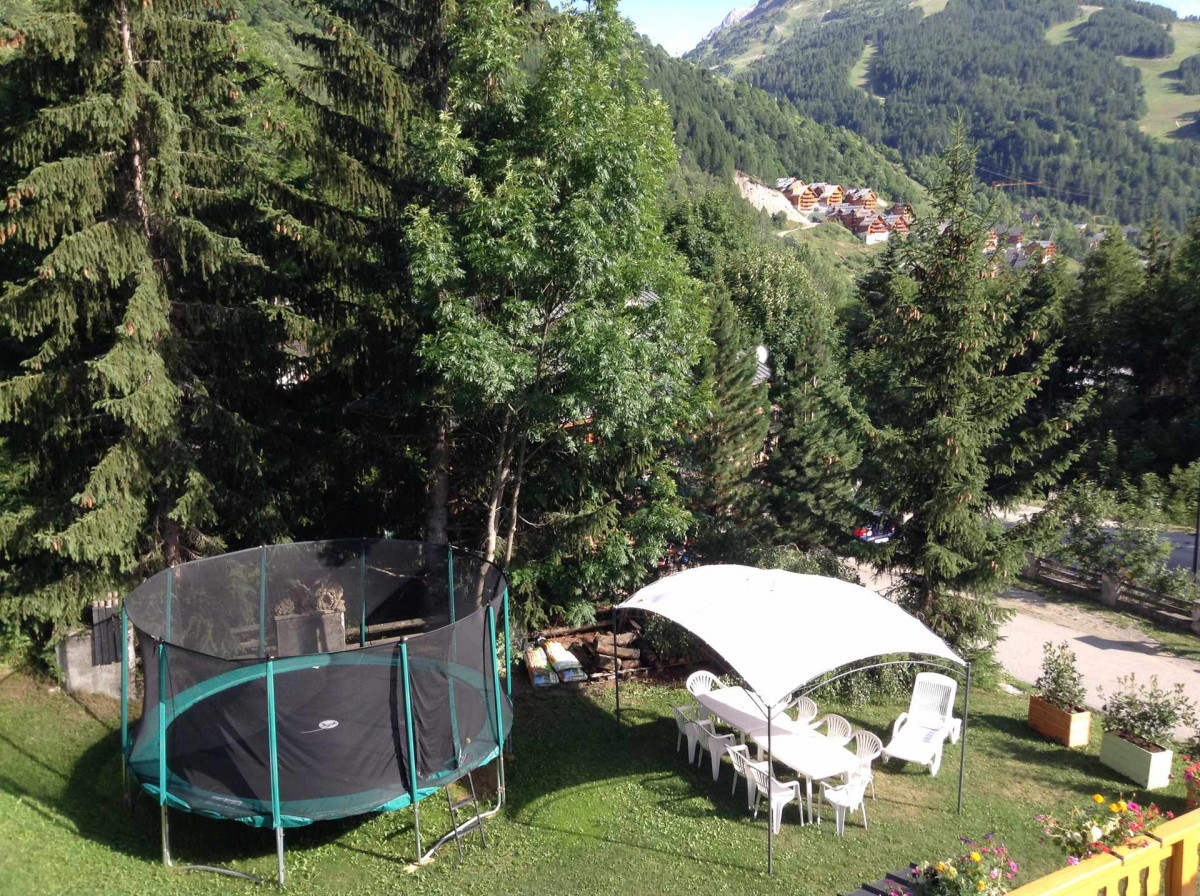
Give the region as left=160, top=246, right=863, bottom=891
left=642, top=42, right=923, bottom=202
left=687, top=0, right=1200, bottom=228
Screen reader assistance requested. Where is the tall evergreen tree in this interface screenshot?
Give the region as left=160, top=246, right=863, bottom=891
left=688, top=293, right=769, bottom=558
left=0, top=0, right=292, bottom=635
left=853, top=129, right=1077, bottom=666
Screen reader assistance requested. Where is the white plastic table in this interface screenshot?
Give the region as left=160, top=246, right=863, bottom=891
left=748, top=729, right=859, bottom=824
left=695, top=687, right=813, bottom=735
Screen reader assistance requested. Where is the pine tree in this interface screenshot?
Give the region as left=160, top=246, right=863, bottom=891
left=689, top=293, right=769, bottom=558
left=0, top=0, right=291, bottom=635
left=853, top=128, right=1078, bottom=666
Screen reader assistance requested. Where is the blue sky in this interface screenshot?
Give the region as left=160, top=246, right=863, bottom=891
left=620, top=0, right=1200, bottom=57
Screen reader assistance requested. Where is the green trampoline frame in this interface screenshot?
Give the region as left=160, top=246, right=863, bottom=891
left=119, top=543, right=514, bottom=886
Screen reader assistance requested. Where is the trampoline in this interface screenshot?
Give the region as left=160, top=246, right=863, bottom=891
left=119, top=539, right=514, bottom=884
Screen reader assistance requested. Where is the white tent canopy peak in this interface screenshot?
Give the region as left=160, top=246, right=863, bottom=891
left=617, top=564, right=964, bottom=708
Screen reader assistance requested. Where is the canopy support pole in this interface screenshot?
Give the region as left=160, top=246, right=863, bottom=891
left=767, top=702, right=774, bottom=876
left=957, top=661, right=971, bottom=815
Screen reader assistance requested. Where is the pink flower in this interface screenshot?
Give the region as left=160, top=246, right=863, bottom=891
left=1009, top=861, right=1019, bottom=872
left=1067, top=857, right=1080, bottom=866
left=990, top=869, right=1000, bottom=879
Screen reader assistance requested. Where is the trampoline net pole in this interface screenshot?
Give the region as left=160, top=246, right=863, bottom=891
left=503, top=588, right=512, bottom=701
left=448, top=547, right=455, bottom=623
left=258, top=546, right=267, bottom=658
left=266, top=658, right=282, bottom=831
left=487, top=606, right=504, bottom=753
left=276, top=827, right=285, bottom=887
left=359, top=538, right=367, bottom=648
left=120, top=604, right=128, bottom=758
left=400, top=640, right=422, bottom=859
left=157, top=640, right=168, bottom=808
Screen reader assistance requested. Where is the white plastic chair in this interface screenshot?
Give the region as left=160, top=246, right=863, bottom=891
left=748, top=765, right=802, bottom=834
left=813, top=713, right=853, bottom=745
left=683, top=719, right=714, bottom=765
left=819, top=769, right=870, bottom=836
left=882, top=672, right=960, bottom=776
left=850, top=730, right=883, bottom=799
left=726, top=744, right=768, bottom=810
left=672, top=705, right=710, bottom=760
left=791, top=695, right=818, bottom=727
left=694, top=725, right=736, bottom=781
left=686, top=670, right=723, bottom=701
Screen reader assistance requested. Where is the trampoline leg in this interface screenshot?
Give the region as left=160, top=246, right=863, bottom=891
left=414, top=800, right=422, bottom=862
left=161, top=803, right=174, bottom=869
left=276, top=826, right=285, bottom=887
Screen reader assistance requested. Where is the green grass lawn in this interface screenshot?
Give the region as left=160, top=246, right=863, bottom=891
left=848, top=43, right=883, bottom=102
left=785, top=222, right=889, bottom=281
left=0, top=666, right=1190, bottom=895
left=1121, top=21, right=1200, bottom=140
left=1044, top=8, right=1200, bottom=140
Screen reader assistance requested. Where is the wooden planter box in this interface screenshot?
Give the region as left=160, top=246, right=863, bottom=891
left=1028, top=694, right=1091, bottom=748
left=1099, top=730, right=1173, bottom=790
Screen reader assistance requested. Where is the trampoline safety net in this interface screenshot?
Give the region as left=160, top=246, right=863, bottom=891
left=123, top=539, right=513, bottom=828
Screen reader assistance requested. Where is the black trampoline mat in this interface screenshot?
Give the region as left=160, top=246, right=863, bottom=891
left=167, top=661, right=490, bottom=806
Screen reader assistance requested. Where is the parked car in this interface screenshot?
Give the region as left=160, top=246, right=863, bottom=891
left=852, top=512, right=896, bottom=544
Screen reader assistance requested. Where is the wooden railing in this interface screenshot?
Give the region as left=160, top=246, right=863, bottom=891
left=1008, top=808, right=1200, bottom=896
left=1024, top=555, right=1198, bottom=633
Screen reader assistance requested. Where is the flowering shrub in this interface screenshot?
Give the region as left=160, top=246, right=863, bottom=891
left=1099, top=673, right=1196, bottom=746
left=1038, top=793, right=1171, bottom=862
left=1183, top=757, right=1200, bottom=809
left=908, top=835, right=1019, bottom=896
left=1034, top=641, right=1086, bottom=712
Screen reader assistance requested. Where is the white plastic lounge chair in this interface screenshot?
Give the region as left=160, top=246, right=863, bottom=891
left=813, top=713, right=853, bottom=745
left=849, top=730, right=883, bottom=799
left=882, top=672, right=960, bottom=776
left=748, top=765, right=802, bottom=835
left=819, top=769, right=870, bottom=836
left=694, top=725, right=736, bottom=781
left=726, top=744, right=768, bottom=810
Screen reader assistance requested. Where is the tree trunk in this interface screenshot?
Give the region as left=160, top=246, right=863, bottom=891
left=117, top=0, right=151, bottom=239
left=426, top=406, right=453, bottom=545
left=503, top=435, right=528, bottom=566
left=481, top=409, right=513, bottom=562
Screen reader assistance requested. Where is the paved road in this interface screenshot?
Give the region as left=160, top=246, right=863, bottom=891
left=996, top=597, right=1200, bottom=740
left=1165, top=531, right=1198, bottom=575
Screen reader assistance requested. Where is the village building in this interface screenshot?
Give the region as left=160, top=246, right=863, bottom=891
left=843, top=187, right=878, bottom=210
left=853, top=214, right=890, bottom=245
left=785, top=180, right=818, bottom=212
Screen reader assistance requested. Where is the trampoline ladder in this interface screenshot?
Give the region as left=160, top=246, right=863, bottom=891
left=443, top=771, right=489, bottom=866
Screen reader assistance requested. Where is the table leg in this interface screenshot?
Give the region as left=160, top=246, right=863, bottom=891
left=806, top=777, right=813, bottom=825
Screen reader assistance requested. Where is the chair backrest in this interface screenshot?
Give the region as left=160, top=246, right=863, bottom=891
left=793, top=696, right=818, bottom=725
left=746, top=764, right=771, bottom=794
left=686, top=670, right=722, bottom=698
left=726, top=743, right=750, bottom=776
left=672, top=704, right=695, bottom=734
left=820, top=714, right=853, bottom=745
left=839, top=768, right=871, bottom=804
left=909, top=672, right=957, bottom=728
left=851, top=730, right=883, bottom=763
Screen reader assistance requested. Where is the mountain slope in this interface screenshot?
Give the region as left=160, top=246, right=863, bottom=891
left=685, top=0, right=1200, bottom=228
left=644, top=42, right=924, bottom=203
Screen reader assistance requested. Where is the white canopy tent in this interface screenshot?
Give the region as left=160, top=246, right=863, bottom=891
left=612, top=565, right=971, bottom=871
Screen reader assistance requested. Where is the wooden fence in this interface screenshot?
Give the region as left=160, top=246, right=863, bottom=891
left=1024, top=556, right=1198, bottom=633
left=1006, top=806, right=1200, bottom=896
